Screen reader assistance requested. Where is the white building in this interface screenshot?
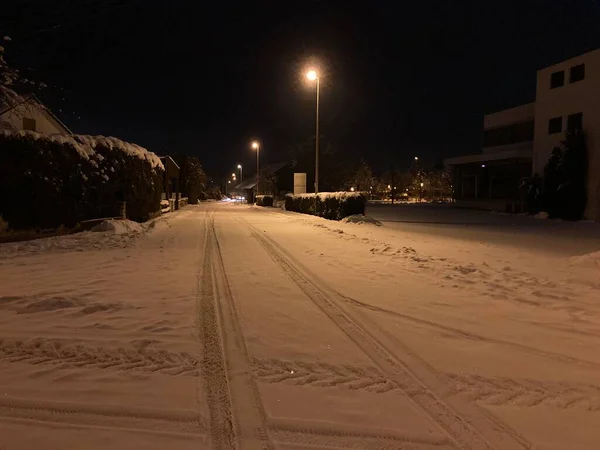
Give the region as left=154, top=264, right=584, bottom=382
left=446, top=48, right=600, bottom=220
left=0, top=89, right=71, bottom=135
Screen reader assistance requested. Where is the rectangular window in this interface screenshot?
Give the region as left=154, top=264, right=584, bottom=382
left=548, top=117, right=562, bottom=134
left=483, top=120, right=534, bottom=147
left=22, top=118, right=36, bottom=131
left=550, top=70, right=564, bottom=89
left=570, top=64, right=585, bottom=83
left=567, top=112, right=583, bottom=131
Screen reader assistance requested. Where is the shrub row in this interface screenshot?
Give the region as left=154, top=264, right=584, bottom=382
left=255, top=195, right=274, bottom=207
left=284, top=192, right=367, bottom=220
left=0, top=131, right=164, bottom=230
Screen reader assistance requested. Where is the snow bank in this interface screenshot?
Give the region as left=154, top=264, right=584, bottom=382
left=570, top=250, right=600, bottom=267
left=91, top=219, right=144, bottom=235
left=341, top=214, right=383, bottom=226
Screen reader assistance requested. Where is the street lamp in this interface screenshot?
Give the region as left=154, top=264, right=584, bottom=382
left=420, top=182, right=424, bottom=203
left=306, top=69, right=320, bottom=194
left=237, top=164, right=243, bottom=182
left=251, top=141, right=260, bottom=196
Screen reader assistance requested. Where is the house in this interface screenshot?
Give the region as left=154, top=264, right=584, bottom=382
left=0, top=88, right=72, bottom=135
left=159, top=155, right=182, bottom=210
left=445, top=48, right=600, bottom=219
left=232, top=161, right=293, bottom=202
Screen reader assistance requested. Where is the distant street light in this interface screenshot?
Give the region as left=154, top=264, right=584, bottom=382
left=232, top=173, right=236, bottom=177
left=251, top=141, right=260, bottom=196
left=420, top=182, right=424, bottom=203
left=350, top=187, right=355, bottom=192
left=306, top=69, right=320, bottom=194
left=414, top=156, right=419, bottom=160
left=237, top=164, right=243, bottom=181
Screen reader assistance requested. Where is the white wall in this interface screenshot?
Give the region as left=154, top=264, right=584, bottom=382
left=533, top=49, right=600, bottom=220
left=1, top=102, right=69, bottom=135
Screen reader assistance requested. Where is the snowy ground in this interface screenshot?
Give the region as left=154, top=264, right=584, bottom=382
left=367, top=203, right=600, bottom=256
left=1, top=203, right=599, bottom=449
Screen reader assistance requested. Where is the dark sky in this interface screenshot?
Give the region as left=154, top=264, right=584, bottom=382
left=2, top=0, right=600, bottom=178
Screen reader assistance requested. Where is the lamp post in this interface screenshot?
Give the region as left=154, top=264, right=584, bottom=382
left=237, top=164, right=243, bottom=182
left=251, top=141, right=260, bottom=198
left=306, top=69, right=320, bottom=194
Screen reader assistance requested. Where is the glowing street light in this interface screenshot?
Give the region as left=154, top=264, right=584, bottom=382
left=306, top=68, right=320, bottom=194
left=251, top=141, right=260, bottom=196
left=237, top=164, right=243, bottom=182
left=414, top=156, right=419, bottom=160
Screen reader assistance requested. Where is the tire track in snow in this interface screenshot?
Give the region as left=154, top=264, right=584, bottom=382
left=253, top=358, right=398, bottom=393
left=199, top=210, right=271, bottom=449
left=270, top=419, right=451, bottom=449
left=0, top=396, right=206, bottom=438
left=0, top=337, right=198, bottom=376
left=244, top=219, right=528, bottom=450
left=448, top=374, right=600, bottom=410
left=341, top=295, right=600, bottom=369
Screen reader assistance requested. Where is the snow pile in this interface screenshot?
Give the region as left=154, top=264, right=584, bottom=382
left=534, top=211, right=550, bottom=219
left=570, top=250, right=600, bottom=268
left=91, top=219, right=144, bottom=235
left=341, top=214, right=383, bottom=226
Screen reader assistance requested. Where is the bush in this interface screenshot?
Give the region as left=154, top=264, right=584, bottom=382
left=0, top=131, right=164, bottom=230
left=255, top=195, right=274, bottom=207
left=0, top=215, right=8, bottom=234
left=284, top=192, right=366, bottom=220
left=542, top=130, right=588, bottom=220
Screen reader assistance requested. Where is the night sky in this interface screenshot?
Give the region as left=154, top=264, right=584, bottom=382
left=2, top=1, right=600, bottom=178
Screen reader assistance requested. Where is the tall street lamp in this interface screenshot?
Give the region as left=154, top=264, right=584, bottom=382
left=237, top=164, right=243, bottom=182
left=251, top=141, right=260, bottom=196
left=306, top=69, right=320, bottom=194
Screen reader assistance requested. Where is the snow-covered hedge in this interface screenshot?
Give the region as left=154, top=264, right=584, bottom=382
left=0, top=131, right=164, bottom=229
left=285, top=192, right=367, bottom=220
left=255, top=195, right=274, bottom=207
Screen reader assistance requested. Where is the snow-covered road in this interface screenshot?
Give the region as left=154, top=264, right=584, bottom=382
left=1, top=203, right=599, bottom=449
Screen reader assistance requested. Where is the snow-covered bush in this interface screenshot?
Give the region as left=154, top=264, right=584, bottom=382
left=0, top=131, right=164, bottom=229
left=285, top=192, right=367, bottom=220
left=255, top=195, right=273, bottom=207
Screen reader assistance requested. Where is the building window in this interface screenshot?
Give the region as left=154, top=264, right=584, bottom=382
left=550, top=70, right=564, bottom=89
left=22, top=118, right=37, bottom=131
left=570, top=64, right=585, bottom=83
left=548, top=117, right=562, bottom=134
left=567, top=112, right=583, bottom=131
left=483, top=120, right=534, bottom=147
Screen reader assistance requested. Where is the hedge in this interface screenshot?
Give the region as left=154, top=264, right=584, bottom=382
left=255, top=195, right=274, bottom=207
left=0, top=131, right=164, bottom=230
left=284, top=192, right=367, bottom=220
